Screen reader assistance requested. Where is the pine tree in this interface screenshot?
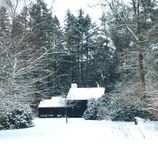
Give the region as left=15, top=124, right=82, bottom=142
left=64, top=10, right=78, bottom=84
left=46, top=15, right=67, bottom=96
left=19, top=6, right=30, bottom=33
left=29, top=0, right=53, bottom=48
left=0, top=6, right=11, bottom=89
left=28, top=0, right=68, bottom=102
left=0, top=6, right=10, bottom=36
left=87, top=13, right=116, bottom=89
left=76, top=10, right=93, bottom=86
left=64, top=9, right=94, bottom=87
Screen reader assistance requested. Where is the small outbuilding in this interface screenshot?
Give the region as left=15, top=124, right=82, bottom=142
left=66, top=83, right=105, bottom=117
left=38, top=96, right=66, bottom=118
left=38, top=84, right=105, bottom=118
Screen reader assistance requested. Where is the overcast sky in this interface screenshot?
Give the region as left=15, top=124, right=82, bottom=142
left=44, top=0, right=103, bottom=24
left=1, top=0, right=129, bottom=24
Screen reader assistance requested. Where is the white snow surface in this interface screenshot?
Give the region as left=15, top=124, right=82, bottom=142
left=0, top=118, right=158, bottom=158
left=67, top=87, right=105, bottom=100
left=38, top=96, right=66, bottom=108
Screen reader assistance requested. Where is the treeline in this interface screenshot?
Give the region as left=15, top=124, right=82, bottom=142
left=1, top=0, right=158, bottom=110
left=0, top=0, right=158, bottom=127
left=0, top=0, right=117, bottom=108
left=85, top=0, right=158, bottom=121
left=84, top=0, right=158, bottom=121
left=105, top=0, right=158, bottom=107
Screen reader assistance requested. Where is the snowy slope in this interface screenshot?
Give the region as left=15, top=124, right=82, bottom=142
left=0, top=118, right=158, bottom=158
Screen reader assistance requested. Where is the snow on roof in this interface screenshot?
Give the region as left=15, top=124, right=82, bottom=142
left=67, top=87, right=105, bottom=100
left=38, top=96, right=66, bottom=108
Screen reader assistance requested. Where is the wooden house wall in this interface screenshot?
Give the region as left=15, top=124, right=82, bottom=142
left=39, top=107, right=65, bottom=118
left=38, top=100, right=88, bottom=118
left=67, top=100, right=88, bottom=117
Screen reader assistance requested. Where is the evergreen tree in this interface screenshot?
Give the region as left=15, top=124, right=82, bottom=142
left=46, top=15, right=67, bottom=96
left=76, top=10, right=93, bottom=86
left=19, top=6, right=30, bottom=34
left=87, top=13, right=116, bottom=89
left=28, top=0, right=67, bottom=102
left=29, top=0, right=53, bottom=48
left=64, top=10, right=78, bottom=84
left=0, top=6, right=11, bottom=87
left=64, top=9, right=94, bottom=87
left=0, top=6, right=10, bottom=36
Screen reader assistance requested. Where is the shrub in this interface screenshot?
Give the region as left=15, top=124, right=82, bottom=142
left=96, top=93, right=121, bottom=120
left=83, top=94, right=158, bottom=121
left=83, top=99, right=98, bottom=120
left=0, top=101, right=33, bottom=130
left=83, top=94, right=120, bottom=120
left=111, top=105, right=157, bottom=121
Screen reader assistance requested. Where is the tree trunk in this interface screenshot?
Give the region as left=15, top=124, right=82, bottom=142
left=138, top=50, right=147, bottom=102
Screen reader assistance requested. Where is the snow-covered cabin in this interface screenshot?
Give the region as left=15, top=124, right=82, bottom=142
left=66, top=83, right=105, bottom=117
left=38, top=84, right=105, bottom=118
left=38, top=96, right=66, bottom=118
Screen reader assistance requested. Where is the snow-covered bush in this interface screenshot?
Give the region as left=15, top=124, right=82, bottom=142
left=111, top=105, right=157, bottom=121
left=83, top=93, right=158, bottom=121
left=83, top=94, right=120, bottom=120
left=0, top=101, right=33, bottom=130
left=83, top=98, right=98, bottom=120
left=96, top=93, right=121, bottom=120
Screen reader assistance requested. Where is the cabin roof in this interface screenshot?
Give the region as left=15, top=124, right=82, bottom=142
left=67, top=87, right=105, bottom=101
left=38, top=96, right=66, bottom=108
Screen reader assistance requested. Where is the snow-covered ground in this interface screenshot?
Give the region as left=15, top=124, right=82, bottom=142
left=0, top=118, right=158, bottom=158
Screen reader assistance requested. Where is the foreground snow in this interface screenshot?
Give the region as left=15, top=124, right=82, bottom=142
left=0, top=118, right=158, bottom=158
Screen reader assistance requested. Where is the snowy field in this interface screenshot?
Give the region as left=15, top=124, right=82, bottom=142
left=0, top=118, right=158, bottom=158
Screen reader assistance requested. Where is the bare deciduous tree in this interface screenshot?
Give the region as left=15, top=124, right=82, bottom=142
left=99, top=0, right=155, bottom=104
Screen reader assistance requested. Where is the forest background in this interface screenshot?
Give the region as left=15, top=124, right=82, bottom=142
left=0, top=0, right=158, bottom=127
